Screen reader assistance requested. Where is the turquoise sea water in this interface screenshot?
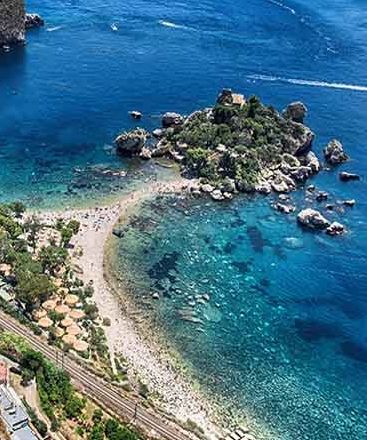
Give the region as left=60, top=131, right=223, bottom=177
left=2, top=0, right=367, bottom=438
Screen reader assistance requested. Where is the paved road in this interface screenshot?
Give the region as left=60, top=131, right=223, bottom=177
left=0, top=312, right=197, bottom=440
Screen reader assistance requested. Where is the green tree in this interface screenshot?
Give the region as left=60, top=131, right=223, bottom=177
left=64, top=395, right=86, bottom=420
left=88, top=424, right=105, bottom=440
left=92, top=408, right=103, bottom=424
left=23, top=216, right=42, bottom=251
left=60, top=227, right=73, bottom=247
left=38, top=246, right=68, bottom=275
left=15, top=269, right=55, bottom=311
left=8, top=201, right=26, bottom=218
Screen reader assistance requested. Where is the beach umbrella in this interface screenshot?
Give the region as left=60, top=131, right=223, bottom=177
left=62, top=334, right=77, bottom=345
left=55, top=327, right=65, bottom=338
left=69, top=309, right=85, bottom=320
left=60, top=317, right=73, bottom=328
left=42, top=299, right=57, bottom=311
left=33, top=309, right=47, bottom=320
left=73, top=340, right=89, bottom=353
left=38, top=317, right=53, bottom=329
left=67, top=325, right=81, bottom=336
left=55, top=304, right=70, bottom=315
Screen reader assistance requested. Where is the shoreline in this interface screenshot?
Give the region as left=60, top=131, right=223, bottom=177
left=35, top=178, right=225, bottom=439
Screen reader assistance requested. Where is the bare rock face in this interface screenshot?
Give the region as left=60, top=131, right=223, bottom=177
left=162, top=112, right=184, bottom=128
left=115, top=128, right=149, bottom=156
left=25, top=13, right=44, bottom=29
left=324, top=139, right=348, bottom=165
left=0, top=0, right=25, bottom=46
left=326, top=222, right=346, bottom=236
left=283, top=101, right=308, bottom=123
left=297, top=208, right=330, bottom=230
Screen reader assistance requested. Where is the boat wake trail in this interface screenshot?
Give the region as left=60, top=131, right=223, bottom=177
left=267, top=0, right=296, bottom=15
left=46, top=26, right=63, bottom=32
left=158, top=20, right=192, bottom=31
left=247, top=74, right=367, bottom=92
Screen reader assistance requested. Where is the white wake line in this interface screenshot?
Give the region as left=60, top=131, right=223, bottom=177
left=247, top=74, right=367, bottom=92
left=158, top=20, right=190, bottom=30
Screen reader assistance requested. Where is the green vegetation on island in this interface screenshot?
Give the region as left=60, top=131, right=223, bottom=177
left=115, top=89, right=320, bottom=199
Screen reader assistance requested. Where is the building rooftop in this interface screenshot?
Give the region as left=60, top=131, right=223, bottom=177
left=0, top=385, right=37, bottom=440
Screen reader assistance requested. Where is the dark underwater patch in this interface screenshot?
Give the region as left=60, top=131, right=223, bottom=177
left=337, top=300, right=366, bottom=320
left=294, top=318, right=341, bottom=342
left=341, top=341, right=367, bottom=363
left=230, top=218, right=246, bottom=228
left=272, top=243, right=287, bottom=260
left=148, top=251, right=180, bottom=282
left=247, top=225, right=268, bottom=253
left=224, top=241, right=237, bottom=254
left=232, top=260, right=252, bottom=274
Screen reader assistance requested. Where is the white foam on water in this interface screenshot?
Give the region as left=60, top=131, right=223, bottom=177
left=158, top=20, right=189, bottom=31
left=46, top=26, right=63, bottom=32
left=268, top=0, right=296, bottom=15
left=247, top=74, right=367, bottom=92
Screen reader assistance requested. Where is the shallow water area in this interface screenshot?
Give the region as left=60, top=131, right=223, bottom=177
left=112, top=191, right=367, bottom=439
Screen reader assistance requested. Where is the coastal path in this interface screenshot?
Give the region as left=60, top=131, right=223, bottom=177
left=0, top=311, right=198, bottom=440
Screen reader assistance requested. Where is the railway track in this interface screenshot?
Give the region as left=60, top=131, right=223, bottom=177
left=0, top=312, right=197, bottom=440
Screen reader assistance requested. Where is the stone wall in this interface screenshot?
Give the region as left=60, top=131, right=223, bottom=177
left=0, top=0, right=25, bottom=46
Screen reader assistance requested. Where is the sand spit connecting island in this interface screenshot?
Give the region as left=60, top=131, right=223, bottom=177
left=34, top=178, right=226, bottom=440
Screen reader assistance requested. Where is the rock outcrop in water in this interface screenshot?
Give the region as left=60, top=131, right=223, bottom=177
left=297, top=209, right=330, bottom=230
left=0, top=0, right=25, bottom=46
left=324, top=139, right=348, bottom=165
left=25, top=13, right=44, bottom=29
left=283, top=101, right=307, bottom=123
left=115, top=128, right=149, bottom=156
left=115, top=89, right=320, bottom=197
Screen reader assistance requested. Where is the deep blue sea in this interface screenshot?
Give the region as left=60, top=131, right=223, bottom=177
left=2, top=0, right=367, bottom=438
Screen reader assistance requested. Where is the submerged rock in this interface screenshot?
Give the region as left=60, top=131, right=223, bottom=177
left=112, top=227, right=125, bottom=238
left=339, top=171, right=360, bottom=182
left=324, top=139, right=348, bottom=165
left=297, top=209, right=330, bottom=230
left=315, top=191, right=329, bottom=202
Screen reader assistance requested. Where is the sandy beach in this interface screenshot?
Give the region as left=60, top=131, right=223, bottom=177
left=35, top=178, right=223, bottom=440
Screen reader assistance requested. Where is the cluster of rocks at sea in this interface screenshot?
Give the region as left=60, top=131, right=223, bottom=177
left=0, top=0, right=44, bottom=50
left=115, top=89, right=361, bottom=236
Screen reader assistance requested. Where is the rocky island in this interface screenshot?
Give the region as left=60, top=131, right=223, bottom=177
left=116, top=89, right=320, bottom=200
left=115, top=89, right=362, bottom=236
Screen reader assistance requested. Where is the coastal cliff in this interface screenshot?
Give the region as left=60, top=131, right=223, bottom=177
left=0, top=0, right=25, bottom=46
